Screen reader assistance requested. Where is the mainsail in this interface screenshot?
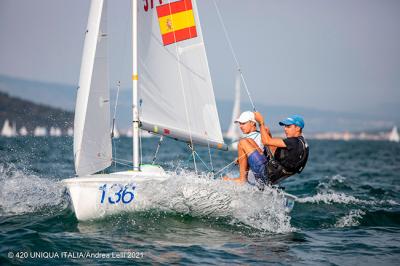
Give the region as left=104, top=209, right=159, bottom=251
left=138, top=0, right=226, bottom=150
left=74, top=0, right=112, bottom=176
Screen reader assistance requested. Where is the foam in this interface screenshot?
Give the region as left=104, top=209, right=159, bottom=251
left=335, top=209, right=365, bottom=228
left=0, top=163, right=68, bottom=216
left=297, top=192, right=398, bottom=206
left=316, top=174, right=347, bottom=192
left=0, top=163, right=294, bottom=232
left=300, top=174, right=399, bottom=206
left=133, top=170, right=294, bottom=233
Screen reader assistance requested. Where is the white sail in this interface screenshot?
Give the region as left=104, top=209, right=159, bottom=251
left=74, top=0, right=112, bottom=176
left=67, top=128, right=74, bottom=136
left=389, top=126, right=399, bottom=142
left=225, top=72, right=242, bottom=140
left=33, top=126, right=47, bottom=137
left=50, top=127, right=62, bottom=137
left=19, top=126, right=28, bottom=136
left=1, top=119, right=16, bottom=137
left=138, top=0, right=226, bottom=150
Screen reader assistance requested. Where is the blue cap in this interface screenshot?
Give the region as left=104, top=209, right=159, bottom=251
left=279, top=115, right=305, bottom=129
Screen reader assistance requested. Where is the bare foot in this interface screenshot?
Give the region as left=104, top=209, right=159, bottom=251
left=222, top=176, right=246, bottom=184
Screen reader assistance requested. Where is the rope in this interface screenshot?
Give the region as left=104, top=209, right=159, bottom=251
left=229, top=131, right=259, bottom=145
left=211, top=1, right=276, bottom=159
left=212, top=0, right=256, bottom=111
left=187, top=143, right=198, bottom=173
left=213, top=144, right=263, bottom=178
left=205, top=132, right=215, bottom=176
left=152, top=136, right=164, bottom=164
left=193, top=150, right=212, bottom=172
left=173, top=149, right=212, bottom=173
left=213, top=152, right=245, bottom=177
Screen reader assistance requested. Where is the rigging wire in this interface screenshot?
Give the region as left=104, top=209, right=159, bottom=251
left=213, top=147, right=256, bottom=178
left=212, top=0, right=276, bottom=163
left=212, top=0, right=256, bottom=111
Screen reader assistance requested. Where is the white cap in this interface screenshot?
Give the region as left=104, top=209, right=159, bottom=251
left=234, top=111, right=256, bottom=124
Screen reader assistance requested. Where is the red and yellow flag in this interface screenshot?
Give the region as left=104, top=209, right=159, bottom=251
left=156, top=0, right=197, bottom=46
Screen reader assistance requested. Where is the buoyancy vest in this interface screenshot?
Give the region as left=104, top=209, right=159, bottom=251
left=265, top=136, right=309, bottom=184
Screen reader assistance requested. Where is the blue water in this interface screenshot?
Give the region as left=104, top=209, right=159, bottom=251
left=0, top=137, right=399, bottom=265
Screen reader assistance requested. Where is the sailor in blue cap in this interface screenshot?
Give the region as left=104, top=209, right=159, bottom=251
left=224, top=112, right=309, bottom=189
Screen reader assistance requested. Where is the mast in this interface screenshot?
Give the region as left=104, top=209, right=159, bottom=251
left=132, top=0, right=140, bottom=171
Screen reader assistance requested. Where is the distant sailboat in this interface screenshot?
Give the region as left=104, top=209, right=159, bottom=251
left=19, top=126, right=28, bottom=136
left=33, top=126, right=47, bottom=137
left=225, top=72, right=242, bottom=150
left=1, top=119, right=17, bottom=137
left=389, top=126, right=399, bottom=142
left=67, top=128, right=74, bottom=136
left=50, top=127, right=62, bottom=137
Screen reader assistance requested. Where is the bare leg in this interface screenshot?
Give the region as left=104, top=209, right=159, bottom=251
left=223, top=138, right=263, bottom=183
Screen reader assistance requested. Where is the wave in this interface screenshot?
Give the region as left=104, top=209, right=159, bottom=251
left=129, top=170, right=295, bottom=233
left=0, top=164, right=294, bottom=233
left=333, top=208, right=400, bottom=228
left=0, top=163, right=68, bottom=216
left=334, top=209, right=366, bottom=228
left=296, top=192, right=399, bottom=206
left=298, top=174, right=399, bottom=206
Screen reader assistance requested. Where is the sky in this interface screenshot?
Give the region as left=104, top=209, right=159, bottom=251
left=0, top=0, right=399, bottom=114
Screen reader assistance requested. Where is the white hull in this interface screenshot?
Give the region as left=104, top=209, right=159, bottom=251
left=63, top=165, right=296, bottom=221
left=62, top=165, right=169, bottom=221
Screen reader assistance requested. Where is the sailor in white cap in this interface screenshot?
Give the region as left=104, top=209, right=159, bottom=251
left=224, top=111, right=309, bottom=189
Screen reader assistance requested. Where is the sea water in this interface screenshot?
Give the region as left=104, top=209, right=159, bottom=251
left=0, top=137, right=399, bottom=265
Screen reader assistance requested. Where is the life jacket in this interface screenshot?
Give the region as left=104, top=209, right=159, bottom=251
left=265, top=136, right=309, bottom=185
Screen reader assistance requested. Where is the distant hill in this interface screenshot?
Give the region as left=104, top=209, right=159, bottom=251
left=0, top=74, right=76, bottom=111
left=0, top=92, right=73, bottom=134
left=0, top=74, right=398, bottom=133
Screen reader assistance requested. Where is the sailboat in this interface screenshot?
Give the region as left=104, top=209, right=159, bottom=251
left=389, top=126, right=399, bottom=142
left=224, top=72, right=242, bottom=150
left=19, top=126, right=28, bottom=136
left=50, top=127, right=62, bottom=137
left=33, top=126, right=47, bottom=137
left=63, top=0, right=228, bottom=221
left=1, top=119, right=17, bottom=137
left=63, top=0, right=295, bottom=221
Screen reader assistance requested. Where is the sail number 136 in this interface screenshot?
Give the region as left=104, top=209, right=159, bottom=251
left=99, top=184, right=136, bottom=204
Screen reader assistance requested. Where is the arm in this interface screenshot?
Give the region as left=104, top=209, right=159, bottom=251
left=254, top=112, right=287, bottom=148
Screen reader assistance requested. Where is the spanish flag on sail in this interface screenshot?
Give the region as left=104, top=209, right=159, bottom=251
left=156, top=0, right=198, bottom=46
